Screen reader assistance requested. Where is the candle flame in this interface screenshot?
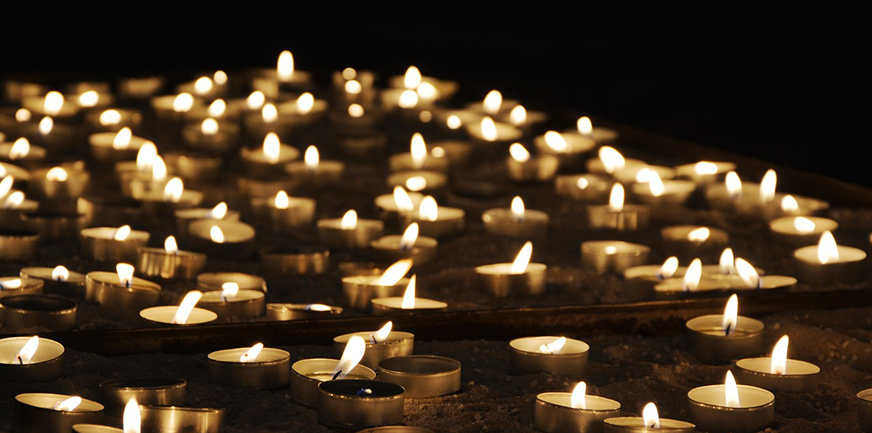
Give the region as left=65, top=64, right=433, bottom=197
left=509, top=105, right=527, bottom=126
left=419, top=196, right=438, bottom=221
left=246, top=91, right=265, bottom=110
left=332, top=335, right=366, bottom=379
left=345, top=80, right=362, bottom=94
left=483, top=90, right=502, bottom=115
left=794, top=217, right=816, bottom=234
left=577, top=116, right=593, bottom=136
left=152, top=155, right=167, bottom=181
left=719, top=248, right=735, bottom=274
left=416, top=83, right=436, bottom=102
left=405, top=176, right=427, bottom=192
left=113, top=225, right=132, bottom=241
left=544, top=131, right=568, bottom=152
left=695, top=161, right=719, bottom=175
left=54, top=396, right=82, bottom=412
left=44, top=91, right=64, bottom=115
left=510, top=196, right=526, bottom=221
left=46, top=167, right=68, bottom=182
left=209, top=202, right=228, bottom=219
left=510, top=242, right=533, bottom=274
left=725, top=171, right=743, bottom=199
left=15, top=336, right=39, bottom=364
left=163, top=177, right=184, bottom=203
left=817, top=231, right=840, bottom=264
left=164, top=236, right=179, bottom=254
left=52, top=266, right=69, bottom=282
left=404, top=66, right=422, bottom=89
left=598, top=146, right=625, bottom=173
left=570, top=382, right=586, bottom=409
left=239, top=343, right=264, bottom=363
left=306, top=304, right=332, bottom=311
left=4, top=191, right=24, bottom=209
left=277, top=50, right=295, bottom=80
left=657, top=256, right=679, bottom=280
left=642, top=403, right=660, bottom=428
left=446, top=114, right=462, bottom=129
left=760, top=169, right=777, bottom=203
left=509, top=143, right=530, bottom=162
left=481, top=117, right=498, bottom=142
left=398, top=90, right=419, bottom=108
left=136, top=142, right=158, bottom=173
left=123, top=398, right=140, bottom=433
left=400, top=223, right=419, bottom=251
left=194, top=77, right=213, bottom=95
left=275, top=190, right=289, bottom=209
left=402, top=275, right=416, bottom=309
left=201, top=118, right=219, bottom=135
left=78, top=90, right=99, bottom=107
left=38, top=116, right=53, bottom=135
left=0, top=175, right=11, bottom=197
left=0, top=278, right=22, bottom=289
left=605, top=246, right=617, bottom=255
left=15, top=108, right=31, bottom=122
left=372, top=321, right=393, bottom=343
left=113, top=127, right=133, bottom=150
left=736, top=258, right=760, bottom=288
left=296, top=92, right=314, bottom=114
left=348, top=104, right=364, bottom=117
left=221, top=282, right=239, bottom=300
left=213, top=70, right=227, bottom=85
left=539, top=336, right=566, bottom=354
left=303, top=145, right=319, bottom=171
left=648, top=170, right=665, bottom=197
left=608, top=183, right=625, bottom=212
left=340, top=210, right=358, bottom=230
left=781, top=195, right=799, bottom=212
left=683, top=258, right=702, bottom=291
left=171, top=290, right=203, bottom=325
left=378, top=259, right=413, bottom=286
left=172, top=93, right=194, bottom=113
left=410, top=133, right=427, bottom=169
left=9, top=138, right=30, bottom=159
left=770, top=335, right=789, bottom=375
left=687, top=227, right=710, bottom=243
left=262, top=103, right=278, bottom=122
left=723, top=294, right=739, bottom=336
left=725, top=370, right=741, bottom=407
left=100, top=109, right=122, bottom=125
left=116, top=263, right=135, bottom=287
left=344, top=68, right=357, bottom=79
left=263, top=133, right=281, bottom=164
left=210, top=225, right=225, bottom=244
left=635, top=168, right=653, bottom=184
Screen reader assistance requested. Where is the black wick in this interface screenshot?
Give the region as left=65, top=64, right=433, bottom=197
left=724, top=323, right=734, bottom=336
left=356, top=388, right=372, bottom=397
left=332, top=370, right=342, bottom=380
left=17, top=355, right=23, bottom=365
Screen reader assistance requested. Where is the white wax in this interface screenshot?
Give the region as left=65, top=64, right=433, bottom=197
left=687, top=384, right=774, bottom=408
left=88, top=132, right=149, bottom=151
left=604, top=417, right=695, bottom=429
left=655, top=278, right=731, bottom=294
left=0, top=143, right=47, bottom=161
left=632, top=180, right=697, bottom=199
left=20, top=267, right=86, bottom=284
left=276, top=98, right=328, bottom=116
left=675, top=161, right=736, bottom=178
left=769, top=216, right=838, bottom=237
left=240, top=144, right=300, bottom=164
left=623, top=264, right=688, bottom=280
left=16, top=393, right=103, bottom=412
left=80, top=227, right=150, bottom=242
left=318, top=218, right=383, bottom=231
left=661, top=225, right=729, bottom=244
left=794, top=245, right=867, bottom=264
left=386, top=171, right=448, bottom=191
left=371, top=296, right=447, bottom=311
left=175, top=208, right=240, bottom=222
left=139, top=306, right=217, bottom=325
left=0, top=336, right=64, bottom=365
left=735, top=357, right=820, bottom=376
left=533, top=133, right=595, bottom=154
left=0, top=276, right=44, bottom=292
left=208, top=347, right=289, bottom=364
left=464, top=120, right=523, bottom=142
left=582, top=240, right=650, bottom=256
left=335, top=331, right=414, bottom=347
left=189, top=220, right=256, bottom=243
left=475, top=263, right=548, bottom=276
left=197, top=272, right=266, bottom=292
left=371, top=235, right=438, bottom=250
left=537, top=392, right=620, bottom=411
left=510, top=336, right=589, bottom=356
left=586, top=158, right=676, bottom=184
left=72, top=424, right=122, bottom=433
left=199, top=289, right=265, bottom=305
left=374, top=192, right=424, bottom=213
left=482, top=208, right=550, bottom=225
left=685, top=315, right=765, bottom=337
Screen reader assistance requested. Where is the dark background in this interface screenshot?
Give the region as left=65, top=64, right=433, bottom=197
left=2, top=7, right=869, bottom=186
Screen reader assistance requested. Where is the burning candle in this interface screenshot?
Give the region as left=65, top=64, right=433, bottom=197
left=402, top=195, right=465, bottom=238
left=675, top=160, right=736, bottom=184
left=769, top=216, right=838, bottom=246
left=375, top=186, right=424, bottom=226
left=197, top=272, right=266, bottom=293
left=603, top=402, right=695, bottom=432
left=85, top=263, right=162, bottom=310
left=554, top=174, right=612, bottom=202
left=28, top=165, right=90, bottom=201
left=98, top=378, right=187, bottom=416
left=792, top=231, right=866, bottom=284
left=20, top=266, right=86, bottom=298
left=534, top=130, right=595, bottom=168
left=140, top=290, right=218, bottom=326
left=762, top=193, right=830, bottom=220
left=173, top=201, right=240, bottom=237
left=476, top=242, right=547, bottom=297
left=389, top=133, right=450, bottom=173
left=386, top=170, right=448, bottom=195
left=465, top=116, right=523, bottom=144
left=265, top=303, right=343, bottom=321
left=240, top=133, right=300, bottom=177
left=654, top=258, right=731, bottom=295
left=371, top=275, right=448, bottom=315
left=22, top=91, right=79, bottom=118
left=586, top=183, right=649, bottom=231
left=0, top=294, right=78, bottom=331
left=377, top=355, right=461, bottom=399
left=482, top=196, right=549, bottom=238
left=261, top=245, right=331, bottom=276
left=317, top=379, right=405, bottom=429
left=334, top=321, right=415, bottom=370
left=631, top=169, right=697, bottom=206
left=284, top=145, right=345, bottom=188
left=198, top=282, right=266, bottom=319
left=687, top=371, right=775, bottom=433
left=188, top=220, right=257, bottom=259
left=182, top=116, right=241, bottom=155
left=371, top=223, right=438, bottom=264
left=85, top=107, right=143, bottom=132
left=733, top=335, right=820, bottom=392
left=534, top=381, right=621, bottom=433
left=136, top=236, right=207, bottom=281
left=291, top=335, right=377, bottom=407
left=138, top=405, right=224, bottom=433
left=273, top=50, right=313, bottom=89
left=12, top=393, right=103, bottom=433
left=318, top=210, right=384, bottom=249
left=387, top=65, right=458, bottom=103
left=581, top=241, right=651, bottom=274
left=0, top=137, right=47, bottom=168
left=686, top=295, right=765, bottom=363
left=138, top=177, right=205, bottom=218
left=342, top=259, right=412, bottom=310
left=262, top=190, right=317, bottom=232
left=80, top=224, right=150, bottom=263
left=0, top=336, right=64, bottom=382
left=150, top=92, right=202, bottom=120
left=624, top=256, right=687, bottom=282
left=506, top=142, right=560, bottom=182
left=661, top=225, right=729, bottom=260
left=586, top=146, right=675, bottom=185
left=207, top=342, right=291, bottom=388
left=509, top=336, right=589, bottom=378
left=88, top=127, right=151, bottom=163
left=573, top=116, right=619, bottom=144
left=719, top=258, right=797, bottom=291
left=0, top=277, right=44, bottom=298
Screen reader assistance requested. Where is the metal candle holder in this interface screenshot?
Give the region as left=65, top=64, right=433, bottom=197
left=85, top=271, right=161, bottom=311
left=290, top=358, right=377, bottom=408
left=509, top=336, right=589, bottom=378
left=0, top=294, right=77, bottom=331
left=686, top=315, right=765, bottom=364
left=317, top=379, right=405, bottom=429
left=377, top=355, right=461, bottom=398
left=534, top=392, right=621, bottom=433
left=139, top=405, right=225, bottom=433
left=342, top=276, right=409, bottom=310
left=0, top=336, right=64, bottom=383
left=334, top=331, right=415, bottom=370
left=12, top=393, right=104, bottom=433
left=207, top=347, right=290, bottom=388
left=98, top=377, right=187, bottom=416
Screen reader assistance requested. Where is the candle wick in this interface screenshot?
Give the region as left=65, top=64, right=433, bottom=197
left=369, top=335, right=379, bottom=344
left=332, top=370, right=342, bottom=380
left=655, top=271, right=665, bottom=281
left=17, top=355, right=23, bottom=365
left=356, top=388, right=373, bottom=397
left=724, top=323, right=734, bottom=336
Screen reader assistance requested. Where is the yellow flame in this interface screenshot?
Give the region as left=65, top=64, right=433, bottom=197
left=719, top=248, right=735, bottom=274
left=209, top=202, right=228, bottom=219
left=760, top=169, right=777, bottom=203
left=402, top=275, right=416, bottom=309
left=9, top=137, right=30, bottom=159
left=221, top=282, right=239, bottom=300
left=52, top=265, right=69, bottom=282
left=446, top=114, right=462, bottom=130
left=539, top=336, right=566, bottom=354
left=725, top=370, right=741, bottom=407
left=725, top=171, right=743, bottom=199
left=239, top=343, right=264, bottom=363
left=577, top=116, right=593, bottom=136
left=171, top=291, right=203, bottom=325
left=246, top=91, right=265, bottom=110
left=510, top=196, right=526, bottom=221
left=113, top=127, right=133, bottom=150
left=605, top=246, right=618, bottom=255
left=263, top=133, right=281, bottom=164
left=44, top=91, right=64, bottom=115
left=419, top=196, right=438, bottom=221
left=0, top=278, right=22, bottom=289
left=405, top=176, right=427, bottom=192
left=136, top=142, right=158, bottom=173
left=277, top=50, right=295, bottom=80
left=15, top=336, right=39, bottom=364
left=333, top=335, right=366, bottom=379
left=300, top=145, right=318, bottom=171
left=0, top=175, right=11, bottom=197
left=172, top=93, right=194, bottom=113
left=54, top=396, right=82, bottom=412
left=544, top=131, right=568, bottom=152
left=116, top=263, right=135, bottom=287
left=683, top=258, right=702, bottom=291
left=372, top=321, right=393, bottom=343
left=509, top=143, right=531, bottom=162
left=643, top=403, right=660, bottom=428
left=410, top=133, right=427, bottom=169
left=635, top=168, right=653, bottom=184
left=164, top=236, right=179, bottom=254
left=598, top=146, right=625, bottom=173
left=570, top=382, right=587, bottom=409
left=379, top=259, right=413, bottom=286
left=348, top=104, right=364, bottom=117
left=388, top=187, right=413, bottom=214
left=736, top=258, right=760, bottom=288
left=194, top=77, right=213, bottom=95
left=100, top=109, right=122, bottom=125
left=38, top=116, right=53, bottom=135
left=210, top=225, right=225, bottom=244
left=691, top=162, right=717, bottom=176
left=306, top=304, right=332, bottom=312
left=648, top=170, right=665, bottom=197
left=481, top=117, right=498, bottom=142
left=687, top=227, right=710, bottom=243
left=163, top=177, right=184, bottom=203
left=345, top=80, right=362, bottom=95
left=262, top=103, right=278, bottom=122
left=342, top=68, right=357, bottom=80
left=608, top=183, right=625, bottom=212
left=781, top=195, right=799, bottom=212
left=113, top=225, right=132, bottom=241
left=793, top=217, right=816, bottom=234
left=483, top=90, right=502, bottom=115
left=658, top=257, right=679, bottom=279
left=152, top=155, right=167, bottom=181
left=510, top=242, right=533, bottom=274
left=398, top=90, right=419, bottom=108
left=201, top=118, right=219, bottom=135
left=770, top=335, right=789, bottom=375
left=4, top=191, right=24, bottom=209
left=400, top=223, right=419, bottom=250
left=274, top=190, right=289, bottom=209
left=15, top=108, right=31, bottom=122
left=417, top=82, right=438, bottom=101
left=78, top=90, right=99, bottom=107
left=123, top=398, right=140, bottom=433
left=340, top=210, right=358, bottom=230
left=817, top=231, right=840, bottom=264
left=404, top=66, right=422, bottom=89
left=208, top=99, right=226, bottom=117
left=213, top=70, right=228, bottom=85
left=509, top=105, right=527, bottom=126
left=723, top=294, right=739, bottom=336
left=296, top=92, right=315, bottom=114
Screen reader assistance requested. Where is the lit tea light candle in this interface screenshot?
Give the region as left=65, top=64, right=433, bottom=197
left=28, top=165, right=90, bottom=201
left=207, top=342, right=291, bottom=388
left=125, top=151, right=167, bottom=199
left=655, top=258, right=731, bottom=295
left=0, top=294, right=77, bottom=331
left=72, top=89, right=112, bottom=110
left=387, top=65, right=458, bottom=102
left=476, top=242, right=547, bottom=297
left=291, top=335, right=376, bottom=407
left=631, top=169, right=696, bottom=206
left=734, top=335, right=820, bottom=392
left=188, top=220, right=256, bottom=258
left=150, top=92, right=202, bottom=120
left=138, top=405, right=224, bottom=433
left=198, top=282, right=266, bottom=319
left=13, top=393, right=103, bottom=433
left=586, top=183, right=649, bottom=231
left=334, top=321, right=415, bottom=370
left=73, top=397, right=139, bottom=432
left=482, top=196, right=549, bottom=238
left=342, top=259, right=412, bottom=310
left=135, top=236, right=207, bottom=281
left=573, top=116, right=619, bottom=144
left=0, top=189, right=38, bottom=228
left=623, top=256, right=687, bottom=282
left=263, top=190, right=316, bottom=232
left=85, top=263, right=162, bottom=310
left=318, top=210, right=384, bottom=249
left=402, top=195, right=465, bottom=238
left=317, top=379, right=405, bottom=429
left=371, top=223, right=438, bottom=264
left=586, top=146, right=675, bottom=184
left=97, top=378, right=186, bottom=416
left=374, top=186, right=423, bottom=226
left=581, top=241, right=651, bottom=274
left=176, top=75, right=225, bottom=99
left=769, top=216, right=838, bottom=247
left=181, top=116, right=241, bottom=155
left=138, top=177, right=205, bottom=218
left=240, top=133, right=300, bottom=177
left=509, top=336, right=589, bottom=378
left=687, top=371, right=775, bottom=433
left=0, top=228, right=39, bottom=261
left=0, top=276, right=44, bottom=298
left=274, top=50, right=313, bottom=89
left=22, top=91, right=79, bottom=119
left=389, top=133, right=450, bottom=173
left=197, top=272, right=266, bottom=293
left=284, top=145, right=345, bottom=188
left=20, top=266, right=86, bottom=298
left=720, top=258, right=796, bottom=290
left=534, top=130, right=595, bottom=167
left=503, top=104, right=547, bottom=129
left=603, top=402, right=695, bottom=432
left=762, top=193, right=829, bottom=220
left=0, top=137, right=47, bottom=168
left=793, top=231, right=866, bottom=284
left=0, top=336, right=64, bottom=382
left=265, top=303, right=343, bottom=321
left=80, top=224, right=150, bottom=263
left=675, top=160, right=736, bottom=184
left=140, top=290, right=218, bottom=326
left=661, top=225, right=729, bottom=259
left=554, top=174, right=612, bottom=202
left=173, top=201, right=241, bottom=238
left=534, top=381, right=621, bottom=433
left=274, top=92, right=328, bottom=127
left=371, top=275, right=448, bottom=315
left=506, top=142, right=560, bottom=183
left=377, top=355, right=461, bottom=399
left=686, top=295, right=765, bottom=363
left=88, top=127, right=151, bottom=163
left=85, top=107, right=143, bottom=132
left=465, top=116, right=523, bottom=144
left=386, top=170, right=448, bottom=194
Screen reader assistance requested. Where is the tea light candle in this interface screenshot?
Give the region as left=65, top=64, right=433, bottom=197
left=476, top=242, right=547, bottom=297
left=587, top=183, right=649, bottom=231
left=661, top=225, right=729, bottom=259
left=0, top=336, right=64, bottom=382
left=654, top=258, right=730, bottom=295
left=98, top=377, right=187, bottom=416
left=319, top=210, right=384, bottom=249
left=120, top=76, right=165, bottom=99
left=182, top=118, right=241, bottom=155
left=386, top=170, right=448, bottom=195
left=0, top=192, right=39, bottom=228
left=375, top=187, right=424, bottom=226
left=80, top=225, right=150, bottom=263
left=266, top=303, right=343, bottom=321
left=28, top=165, right=90, bottom=201
left=465, top=116, right=523, bottom=144
left=285, top=145, right=345, bottom=189
left=0, top=137, right=47, bottom=168
left=197, top=272, right=266, bottom=293
left=138, top=177, right=205, bottom=218
left=140, top=290, right=218, bottom=326
left=581, top=241, right=651, bottom=274
left=188, top=220, right=256, bottom=259
left=85, top=264, right=162, bottom=310
left=371, top=223, right=438, bottom=265
left=150, top=93, right=203, bottom=120
left=687, top=371, right=775, bottom=433
left=402, top=195, right=465, bottom=238
left=389, top=133, right=450, bottom=173
left=586, top=147, right=670, bottom=184
left=0, top=277, right=44, bottom=298
left=22, top=212, right=85, bottom=240
left=198, top=283, right=266, bottom=319
left=372, top=275, right=448, bottom=315
left=623, top=257, right=687, bottom=282
left=509, top=336, right=589, bottom=378
left=207, top=343, right=291, bottom=388
left=174, top=202, right=241, bottom=238
left=762, top=194, right=830, bottom=220
left=291, top=342, right=377, bottom=407
left=20, top=266, right=86, bottom=298
left=769, top=216, right=838, bottom=247
left=88, top=128, right=149, bottom=163
left=138, top=405, right=224, bottom=433
left=733, top=335, right=820, bottom=392
left=388, top=66, right=458, bottom=102
left=534, top=130, right=595, bottom=168
left=857, top=389, right=872, bottom=432
left=716, top=258, right=797, bottom=291
left=85, top=108, right=143, bottom=132
left=22, top=91, right=80, bottom=118
left=675, top=161, right=736, bottom=184
left=163, top=151, right=222, bottom=183
left=261, top=245, right=330, bottom=275
left=482, top=196, right=549, bottom=238
left=506, top=143, right=560, bottom=183
left=0, top=230, right=39, bottom=261
left=793, top=231, right=866, bottom=284
left=572, top=116, right=619, bottom=144
left=334, top=322, right=415, bottom=370
left=136, top=236, right=207, bottom=280
left=603, top=402, right=696, bottom=433
left=0, top=294, right=77, bottom=331
left=343, top=259, right=413, bottom=310
left=631, top=170, right=697, bottom=206
left=686, top=295, right=765, bottom=363
left=317, top=379, right=405, bottom=429
left=12, top=393, right=103, bottom=433
left=240, top=133, right=300, bottom=178
left=377, top=355, right=461, bottom=398
left=534, top=382, right=621, bottom=433
left=554, top=174, right=612, bottom=202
